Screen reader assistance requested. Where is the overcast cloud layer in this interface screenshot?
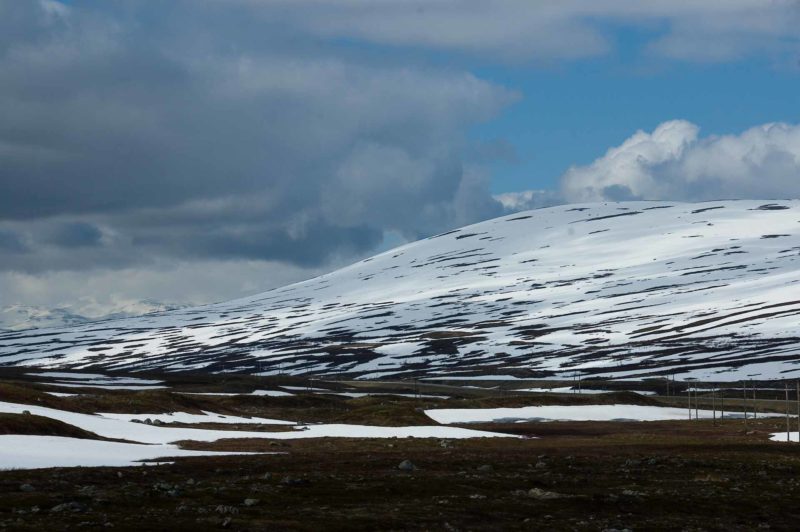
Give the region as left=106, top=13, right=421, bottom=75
left=1, top=0, right=800, bottom=320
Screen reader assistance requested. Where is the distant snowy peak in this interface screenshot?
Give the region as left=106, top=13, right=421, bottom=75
left=2, top=201, right=800, bottom=381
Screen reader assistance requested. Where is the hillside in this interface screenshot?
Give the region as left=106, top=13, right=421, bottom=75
left=2, top=201, right=800, bottom=381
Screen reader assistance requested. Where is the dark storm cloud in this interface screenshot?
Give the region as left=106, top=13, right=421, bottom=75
left=45, top=222, right=103, bottom=248
left=0, top=230, right=27, bottom=254
left=0, top=0, right=515, bottom=273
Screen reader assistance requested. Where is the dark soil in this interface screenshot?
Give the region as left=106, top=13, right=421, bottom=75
left=2, top=373, right=800, bottom=530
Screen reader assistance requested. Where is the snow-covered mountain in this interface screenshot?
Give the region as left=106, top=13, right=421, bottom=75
left=2, top=201, right=800, bottom=381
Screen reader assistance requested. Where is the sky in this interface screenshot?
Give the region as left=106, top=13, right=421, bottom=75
left=1, top=0, right=800, bottom=320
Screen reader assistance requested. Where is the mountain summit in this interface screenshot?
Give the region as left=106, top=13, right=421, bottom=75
left=2, top=201, right=800, bottom=381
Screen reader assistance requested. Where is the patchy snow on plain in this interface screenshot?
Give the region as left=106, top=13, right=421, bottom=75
left=40, top=382, right=168, bottom=390
left=0, top=400, right=513, bottom=450
left=98, top=411, right=296, bottom=425
left=516, top=387, right=656, bottom=395
left=0, top=435, right=257, bottom=470
left=0, top=401, right=295, bottom=444
left=27, top=372, right=110, bottom=380
left=769, top=432, right=800, bottom=443
left=180, top=390, right=293, bottom=397
left=425, top=404, right=776, bottom=424
left=27, top=372, right=162, bottom=384
left=330, top=392, right=450, bottom=399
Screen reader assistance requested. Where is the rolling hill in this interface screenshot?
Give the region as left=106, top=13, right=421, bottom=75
left=2, top=200, right=800, bottom=381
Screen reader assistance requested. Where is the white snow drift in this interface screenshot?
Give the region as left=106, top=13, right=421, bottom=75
left=0, top=399, right=514, bottom=469
left=0, top=435, right=256, bottom=470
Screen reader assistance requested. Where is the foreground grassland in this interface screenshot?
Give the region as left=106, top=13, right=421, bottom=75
left=1, top=371, right=800, bottom=531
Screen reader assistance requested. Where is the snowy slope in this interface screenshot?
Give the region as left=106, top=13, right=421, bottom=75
left=2, top=201, right=800, bottom=381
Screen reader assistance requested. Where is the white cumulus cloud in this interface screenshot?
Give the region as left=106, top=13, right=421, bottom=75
left=560, top=120, right=800, bottom=202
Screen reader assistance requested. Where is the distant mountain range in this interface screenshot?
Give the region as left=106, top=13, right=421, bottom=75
left=0, top=301, right=186, bottom=332
left=2, top=201, right=800, bottom=381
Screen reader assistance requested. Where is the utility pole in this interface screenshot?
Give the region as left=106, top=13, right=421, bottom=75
left=743, top=382, right=748, bottom=429
left=695, top=382, right=699, bottom=420
left=786, top=382, right=791, bottom=443
left=752, top=381, right=757, bottom=420
left=712, top=387, right=716, bottom=426
left=687, top=381, right=692, bottom=420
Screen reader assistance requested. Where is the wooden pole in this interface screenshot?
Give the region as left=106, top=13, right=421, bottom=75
left=720, top=387, right=725, bottom=421
left=743, top=382, right=748, bottom=429
left=712, top=387, right=716, bottom=425
left=688, top=382, right=692, bottom=420
left=695, top=382, right=699, bottom=420
left=786, top=382, right=791, bottom=443
left=753, top=382, right=757, bottom=420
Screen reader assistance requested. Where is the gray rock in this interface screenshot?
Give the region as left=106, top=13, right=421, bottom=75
left=51, top=501, right=87, bottom=513
left=243, top=498, right=259, bottom=507
left=477, top=464, right=494, bottom=472
left=527, top=488, right=563, bottom=500
left=398, top=460, right=416, bottom=472
left=19, top=484, right=35, bottom=493
left=280, top=476, right=310, bottom=487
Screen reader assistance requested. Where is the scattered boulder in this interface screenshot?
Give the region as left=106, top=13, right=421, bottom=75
left=477, top=465, right=494, bottom=473
left=527, top=488, right=563, bottom=500
left=243, top=499, right=259, bottom=507
left=51, top=502, right=87, bottom=513
left=280, top=476, right=310, bottom=487
left=398, top=460, right=416, bottom=472
left=19, top=484, right=35, bottom=493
